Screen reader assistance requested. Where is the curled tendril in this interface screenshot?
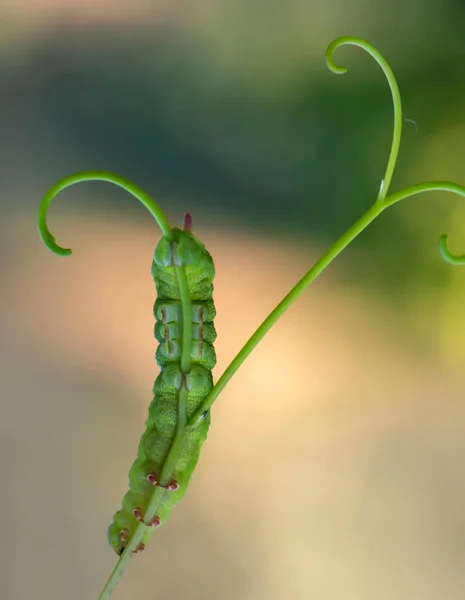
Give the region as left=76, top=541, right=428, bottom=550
left=325, top=36, right=402, bottom=203
left=439, top=235, right=465, bottom=265
left=326, top=37, right=464, bottom=266
left=37, top=171, right=173, bottom=256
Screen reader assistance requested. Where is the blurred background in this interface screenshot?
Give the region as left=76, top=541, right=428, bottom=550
left=1, top=1, right=465, bottom=599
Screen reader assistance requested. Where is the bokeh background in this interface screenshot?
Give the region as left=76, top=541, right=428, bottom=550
left=2, top=1, right=465, bottom=599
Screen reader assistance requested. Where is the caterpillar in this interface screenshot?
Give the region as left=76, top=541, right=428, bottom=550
left=107, top=213, right=216, bottom=555
left=37, top=172, right=216, bottom=557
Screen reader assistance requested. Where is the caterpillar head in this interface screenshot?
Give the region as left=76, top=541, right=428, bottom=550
left=107, top=499, right=154, bottom=555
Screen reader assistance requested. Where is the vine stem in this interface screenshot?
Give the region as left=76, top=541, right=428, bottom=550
left=100, top=176, right=465, bottom=594
left=99, top=175, right=465, bottom=596
left=98, top=268, right=192, bottom=600
left=190, top=180, right=465, bottom=425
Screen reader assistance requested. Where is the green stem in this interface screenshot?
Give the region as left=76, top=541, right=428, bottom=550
left=98, top=239, right=193, bottom=600
left=175, top=264, right=194, bottom=374
left=190, top=180, right=465, bottom=426
left=99, top=172, right=465, bottom=596
left=384, top=180, right=465, bottom=208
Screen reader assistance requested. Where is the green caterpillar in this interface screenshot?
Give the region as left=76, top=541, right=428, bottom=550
left=107, top=216, right=216, bottom=555
left=37, top=173, right=217, bottom=557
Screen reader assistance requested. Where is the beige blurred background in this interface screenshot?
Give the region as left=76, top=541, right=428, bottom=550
left=1, top=1, right=465, bottom=599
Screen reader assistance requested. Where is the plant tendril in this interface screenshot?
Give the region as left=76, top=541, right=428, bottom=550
left=191, top=38, right=465, bottom=425
left=439, top=234, right=465, bottom=265
left=37, top=171, right=173, bottom=256
left=325, top=36, right=402, bottom=203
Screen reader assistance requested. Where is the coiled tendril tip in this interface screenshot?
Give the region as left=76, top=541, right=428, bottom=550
left=326, top=61, right=347, bottom=75
left=37, top=218, right=72, bottom=256
left=325, top=39, right=348, bottom=74
left=439, top=233, right=465, bottom=266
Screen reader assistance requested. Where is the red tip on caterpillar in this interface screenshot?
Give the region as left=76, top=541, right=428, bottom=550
left=183, top=211, right=193, bottom=232
left=133, top=543, right=146, bottom=554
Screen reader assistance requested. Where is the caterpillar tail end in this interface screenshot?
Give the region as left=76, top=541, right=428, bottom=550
left=183, top=211, right=193, bottom=232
